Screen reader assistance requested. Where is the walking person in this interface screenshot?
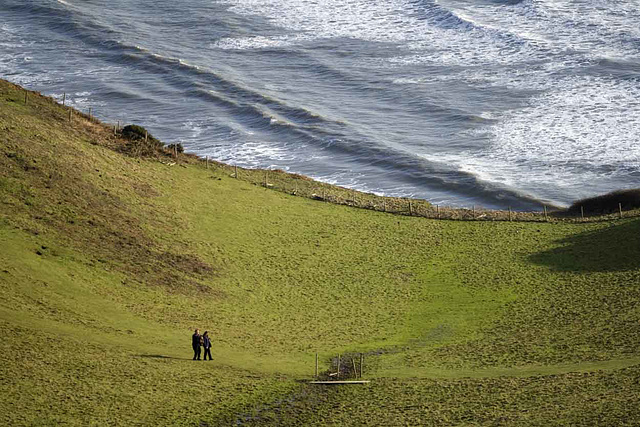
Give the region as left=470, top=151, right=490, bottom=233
left=203, top=331, right=213, bottom=361
left=192, top=328, right=202, bottom=360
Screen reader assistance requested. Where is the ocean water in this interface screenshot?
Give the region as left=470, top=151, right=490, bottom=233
left=2, top=0, right=639, bottom=209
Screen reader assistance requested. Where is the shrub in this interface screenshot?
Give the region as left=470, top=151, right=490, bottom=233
left=120, top=124, right=164, bottom=156
left=569, top=189, right=640, bottom=215
left=121, top=124, right=150, bottom=141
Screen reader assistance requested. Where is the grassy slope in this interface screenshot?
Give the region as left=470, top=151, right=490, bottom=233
left=1, top=80, right=640, bottom=425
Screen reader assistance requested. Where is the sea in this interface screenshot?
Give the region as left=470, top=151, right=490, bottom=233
left=2, top=0, right=640, bottom=210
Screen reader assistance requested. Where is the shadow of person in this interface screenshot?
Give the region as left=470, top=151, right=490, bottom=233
left=136, top=354, right=188, bottom=360
left=530, top=218, right=640, bottom=272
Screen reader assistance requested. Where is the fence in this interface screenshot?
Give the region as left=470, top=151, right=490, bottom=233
left=22, top=86, right=640, bottom=224
left=312, top=352, right=365, bottom=381
left=198, top=159, right=640, bottom=223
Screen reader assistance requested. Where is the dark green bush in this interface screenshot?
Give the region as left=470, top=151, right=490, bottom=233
left=120, top=124, right=164, bottom=156
left=569, top=189, right=640, bottom=215
left=122, top=124, right=162, bottom=145
left=122, top=124, right=149, bottom=140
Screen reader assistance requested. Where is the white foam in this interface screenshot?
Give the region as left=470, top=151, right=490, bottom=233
left=438, top=0, right=640, bottom=60
left=214, top=35, right=301, bottom=50
left=209, top=140, right=300, bottom=168
left=425, top=76, right=640, bottom=205
left=222, top=0, right=438, bottom=45
left=182, top=120, right=205, bottom=139
left=485, top=77, right=640, bottom=170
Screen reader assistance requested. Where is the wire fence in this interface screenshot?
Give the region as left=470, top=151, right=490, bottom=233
left=22, top=86, right=640, bottom=225
left=200, top=160, right=640, bottom=224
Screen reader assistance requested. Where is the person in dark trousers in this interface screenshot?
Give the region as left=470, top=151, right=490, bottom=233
left=202, top=331, right=212, bottom=361
left=192, top=328, right=202, bottom=360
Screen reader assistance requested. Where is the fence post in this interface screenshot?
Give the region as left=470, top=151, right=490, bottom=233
left=508, top=206, right=512, bottom=221
left=351, top=358, right=357, bottom=379
left=580, top=206, right=584, bottom=220
left=409, top=200, right=413, bottom=216
left=89, top=107, right=92, bottom=121
left=235, top=165, right=238, bottom=179
left=206, top=156, right=209, bottom=169
left=360, top=353, right=363, bottom=378
left=62, top=92, right=66, bottom=106
left=68, top=109, right=72, bottom=123
left=337, top=354, right=341, bottom=379
left=543, top=205, right=548, bottom=221
left=472, top=205, right=475, bottom=219
left=436, top=204, right=440, bottom=219
left=619, top=203, right=623, bottom=219
left=383, top=199, right=386, bottom=212
left=24, top=90, right=27, bottom=105
left=315, top=353, right=319, bottom=378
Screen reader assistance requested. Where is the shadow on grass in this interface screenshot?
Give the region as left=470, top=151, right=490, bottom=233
left=136, top=354, right=190, bottom=360
left=530, top=219, right=640, bottom=272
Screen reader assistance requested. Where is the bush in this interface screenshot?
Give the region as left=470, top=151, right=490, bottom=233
left=120, top=124, right=164, bottom=156
left=569, top=189, right=640, bottom=215
left=121, top=124, right=150, bottom=141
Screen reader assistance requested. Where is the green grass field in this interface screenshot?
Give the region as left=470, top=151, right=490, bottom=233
left=2, top=79, right=640, bottom=425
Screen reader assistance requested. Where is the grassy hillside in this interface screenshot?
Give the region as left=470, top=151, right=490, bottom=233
left=2, top=79, right=640, bottom=425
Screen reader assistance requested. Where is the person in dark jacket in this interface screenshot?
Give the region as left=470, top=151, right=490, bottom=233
left=202, top=331, right=212, bottom=361
left=192, top=329, right=202, bottom=360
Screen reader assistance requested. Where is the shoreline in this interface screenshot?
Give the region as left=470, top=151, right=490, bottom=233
left=7, top=79, right=640, bottom=224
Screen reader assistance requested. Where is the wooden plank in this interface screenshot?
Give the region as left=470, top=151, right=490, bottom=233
left=309, top=381, right=370, bottom=385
